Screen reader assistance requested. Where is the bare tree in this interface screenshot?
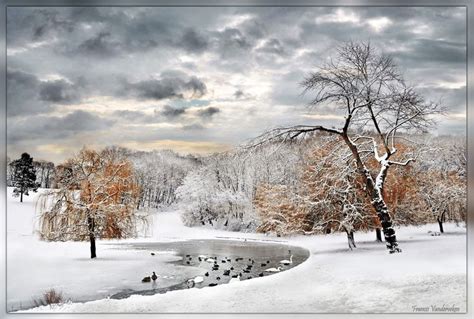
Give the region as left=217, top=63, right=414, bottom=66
left=33, top=160, right=55, bottom=188
left=251, top=42, right=443, bottom=253
left=420, top=172, right=465, bottom=233
left=416, top=137, right=466, bottom=233
left=130, top=149, right=198, bottom=209
left=176, top=143, right=303, bottom=231
left=38, top=148, right=144, bottom=258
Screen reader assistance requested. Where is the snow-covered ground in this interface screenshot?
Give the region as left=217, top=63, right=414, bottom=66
left=7, top=188, right=466, bottom=313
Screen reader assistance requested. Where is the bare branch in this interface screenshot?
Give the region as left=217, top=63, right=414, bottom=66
left=246, top=125, right=342, bottom=149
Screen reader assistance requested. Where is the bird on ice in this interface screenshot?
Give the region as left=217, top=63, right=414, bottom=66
left=265, top=266, right=282, bottom=272
left=229, top=273, right=242, bottom=284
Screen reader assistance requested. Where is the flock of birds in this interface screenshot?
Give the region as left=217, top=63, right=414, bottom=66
left=142, top=250, right=294, bottom=288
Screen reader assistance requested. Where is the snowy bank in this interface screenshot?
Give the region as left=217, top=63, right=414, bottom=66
left=7, top=188, right=466, bottom=313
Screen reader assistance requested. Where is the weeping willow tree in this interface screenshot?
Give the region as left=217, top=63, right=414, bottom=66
left=38, top=147, right=145, bottom=258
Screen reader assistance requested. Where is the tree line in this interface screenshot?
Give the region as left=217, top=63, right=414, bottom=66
left=7, top=147, right=198, bottom=208
left=10, top=132, right=464, bottom=258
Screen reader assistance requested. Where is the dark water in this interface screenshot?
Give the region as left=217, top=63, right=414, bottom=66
left=109, top=239, right=309, bottom=299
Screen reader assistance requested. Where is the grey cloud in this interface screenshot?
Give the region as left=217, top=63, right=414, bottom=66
left=234, top=89, right=245, bottom=99
left=76, top=32, right=121, bottom=57
left=257, top=38, right=287, bottom=56
left=295, top=8, right=466, bottom=69
left=271, top=70, right=310, bottom=106
left=160, top=104, right=186, bottom=118
left=8, top=69, right=88, bottom=117
left=126, top=73, right=207, bottom=100
left=181, top=61, right=198, bottom=71
left=39, top=79, right=80, bottom=103
left=356, top=7, right=466, bottom=43
left=180, top=29, right=209, bottom=53
left=186, top=77, right=207, bottom=96
left=7, top=8, right=75, bottom=44
left=417, top=86, right=466, bottom=114
left=15, top=8, right=214, bottom=59
left=197, top=106, right=220, bottom=118
left=182, top=123, right=205, bottom=130
left=7, top=69, right=38, bottom=93
left=112, top=109, right=184, bottom=123
left=215, top=28, right=253, bottom=59
left=239, top=18, right=267, bottom=39
left=232, top=89, right=254, bottom=101
left=299, top=20, right=368, bottom=44
left=112, top=110, right=150, bottom=123
left=393, top=39, right=466, bottom=66
left=32, top=9, right=75, bottom=40
left=8, top=110, right=115, bottom=143
left=55, top=110, right=114, bottom=131
left=7, top=70, right=51, bottom=116
left=6, top=6, right=466, bottom=160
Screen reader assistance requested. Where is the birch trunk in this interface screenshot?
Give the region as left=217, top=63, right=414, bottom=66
left=371, top=193, right=400, bottom=253
left=342, top=135, right=401, bottom=253
left=370, top=160, right=401, bottom=253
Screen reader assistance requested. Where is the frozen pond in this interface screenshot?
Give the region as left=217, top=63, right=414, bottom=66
left=109, top=239, right=310, bottom=299
left=8, top=239, right=309, bottom=311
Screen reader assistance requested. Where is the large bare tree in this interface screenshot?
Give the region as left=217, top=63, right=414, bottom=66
left=251, top=42, right=443, bottom=253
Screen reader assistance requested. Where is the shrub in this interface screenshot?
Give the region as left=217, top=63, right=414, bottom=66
left=32, top=289, right=63, bottom=307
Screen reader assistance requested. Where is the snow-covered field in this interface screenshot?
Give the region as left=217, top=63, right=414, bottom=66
left=7, top=188, right=466, bottom=313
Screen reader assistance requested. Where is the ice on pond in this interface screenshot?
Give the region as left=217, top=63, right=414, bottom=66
left=108, top=239, right=309, bottom=300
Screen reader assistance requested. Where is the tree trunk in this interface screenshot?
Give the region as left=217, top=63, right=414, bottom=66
left=136, top=196, right=141, bottom=210
left=375, top=228, right=383, bottom=242
left=350, top=231, right=356, bottom=248
left=87, top=216, right=97, bottom=259
left=438, top=220, right=444, bottom=233
left=437, top=215, right=444, bottom=233
left=20, top=190, right=23, bottom=203
left=341, top=134, right=401, bottom=253
left=372, top=197, right=400, bottom=253
left=346, top=230, right=356, bottom=250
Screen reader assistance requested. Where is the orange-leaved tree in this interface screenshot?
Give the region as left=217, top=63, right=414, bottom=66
left=38, top=147, right=143, bottom=258
left=300, top=138, right=376, bottom=249
left=254, top=183, right=312, bottom=236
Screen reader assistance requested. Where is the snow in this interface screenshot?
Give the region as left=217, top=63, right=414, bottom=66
left=7, top=188, right=466, bottom=313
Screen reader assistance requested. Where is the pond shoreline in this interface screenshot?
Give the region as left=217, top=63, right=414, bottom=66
left=108, top=239, right=310, bottom=300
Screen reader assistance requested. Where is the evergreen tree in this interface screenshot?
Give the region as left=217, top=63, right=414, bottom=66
left=10, top=153, right=38, bottom=202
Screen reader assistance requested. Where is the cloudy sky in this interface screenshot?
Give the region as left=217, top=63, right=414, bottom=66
left=7, top=6, right=466, bottom=163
